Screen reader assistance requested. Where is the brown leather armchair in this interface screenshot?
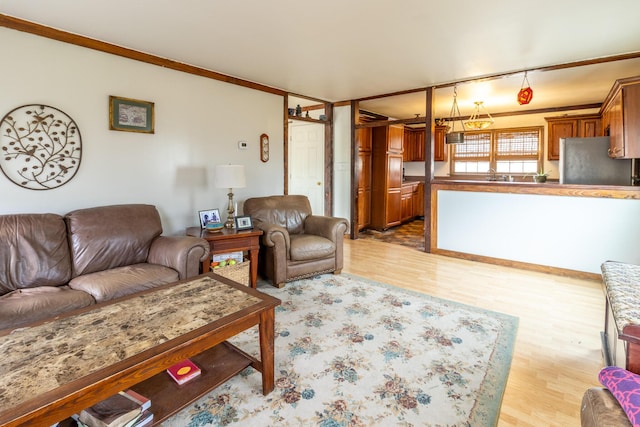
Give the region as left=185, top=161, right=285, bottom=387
left=243, top=195, right=349, bottom=287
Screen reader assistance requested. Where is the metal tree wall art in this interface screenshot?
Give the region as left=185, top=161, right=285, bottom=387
left=0, top=104, right=82, bottom=190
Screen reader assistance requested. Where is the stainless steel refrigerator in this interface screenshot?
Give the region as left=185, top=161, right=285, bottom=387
left=559, top=137, right=632, bottom=185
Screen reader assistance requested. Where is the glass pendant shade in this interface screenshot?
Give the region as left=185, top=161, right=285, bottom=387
left=463, top=101, right=494, bottom=130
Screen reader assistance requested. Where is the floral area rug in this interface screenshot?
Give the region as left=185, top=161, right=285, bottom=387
left=163, top=273, right=518, bottom=427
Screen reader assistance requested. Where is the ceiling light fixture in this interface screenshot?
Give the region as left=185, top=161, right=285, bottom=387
left=463, top=101, right=494, bottom=130
left=445, top=86, right=464, bottom=144
left=517, top=71, right=533, bottom=105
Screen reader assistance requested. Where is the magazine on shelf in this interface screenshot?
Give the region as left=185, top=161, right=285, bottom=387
left=77, top=389, right=150, bottom=427
left=166, top=358, right=201, bottom=385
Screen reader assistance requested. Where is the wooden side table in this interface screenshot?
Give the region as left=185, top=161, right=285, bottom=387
left=186, top=227, right=263, bottom=288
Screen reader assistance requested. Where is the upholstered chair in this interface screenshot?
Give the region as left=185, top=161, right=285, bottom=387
left=243, top=195, right=349, bottom=287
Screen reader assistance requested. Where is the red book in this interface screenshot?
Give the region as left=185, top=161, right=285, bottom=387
left=166, top=359, right=201, bottom=385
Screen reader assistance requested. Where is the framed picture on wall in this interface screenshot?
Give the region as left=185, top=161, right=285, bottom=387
left=199, top=209, right=221, bottom=228
left=235, top=215, right=253, bottom=230
left=109, top=95, right=155, bottom=133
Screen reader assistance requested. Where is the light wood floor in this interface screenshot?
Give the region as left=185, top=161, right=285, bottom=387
left=342, top=238, right=604, bottom=427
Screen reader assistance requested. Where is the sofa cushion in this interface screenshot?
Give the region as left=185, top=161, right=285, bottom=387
left=0, top=286, right=94, bottom=331
left=68, top=263, right=178, bottom=303
left=289, top=234, right=335, bottom=261
left=598, top=366, right=640, bottom=426
left=0, top=214, right=71, bottom=294
left=65, top=204, right=163, bottom=277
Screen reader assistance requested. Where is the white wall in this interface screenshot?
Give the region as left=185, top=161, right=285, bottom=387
left=0, top=28, right=284, bottom=234
left=333, top=105, right=351, bottom=222
left=437, top=189, right=640, bottom=274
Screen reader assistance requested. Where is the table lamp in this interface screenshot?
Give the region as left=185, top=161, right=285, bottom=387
left=215, top=164, right=246, bottom=228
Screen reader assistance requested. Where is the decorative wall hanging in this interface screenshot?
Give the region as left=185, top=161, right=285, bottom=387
left=260, top=133, right=270, bottom=162
left=0, top=104, right=82, bottom=190
left=109, top=95, right=154, bottom=133
left=517, top=72, right=533, bottom=105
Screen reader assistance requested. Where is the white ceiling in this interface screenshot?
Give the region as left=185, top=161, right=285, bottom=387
left=1, top=1, right=640, bottom=118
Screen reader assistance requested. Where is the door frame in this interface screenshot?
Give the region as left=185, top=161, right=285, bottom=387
left=284, top=93, right=333, bottom=216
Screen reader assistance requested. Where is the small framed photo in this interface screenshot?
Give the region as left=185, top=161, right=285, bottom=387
left=109, top=95, right=155, bottom=133
left=235, top=215, right=253, bottom=230
left=199, top=209, right=221, bottom=228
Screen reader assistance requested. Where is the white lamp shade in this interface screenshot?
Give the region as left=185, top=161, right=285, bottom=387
left=215, top=165, right=246, bottom=189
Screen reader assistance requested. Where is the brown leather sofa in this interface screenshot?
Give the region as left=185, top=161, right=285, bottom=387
left=581, top=387, right=631, bottom=427
left=0, top=204, right=209, bottom=331
left=243, top=195, right=349, bottom=287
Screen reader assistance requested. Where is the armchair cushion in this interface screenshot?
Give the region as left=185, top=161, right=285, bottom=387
left=290, top=234, right=335, bottom=261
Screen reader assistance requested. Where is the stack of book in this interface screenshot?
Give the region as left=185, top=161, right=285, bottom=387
left=74, top=389, right=152, bottom=427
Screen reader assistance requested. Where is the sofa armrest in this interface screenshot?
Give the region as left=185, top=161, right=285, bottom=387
left=147, top=236, right=209, bottom=280
left=304, top=215, right=349, bottom=242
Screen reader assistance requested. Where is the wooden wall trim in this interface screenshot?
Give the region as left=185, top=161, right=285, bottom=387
left=431, top=248, right=601, bottom=281
left=0, top=14, right=286, bottom=97
left=349, top=52, right=640, bottom=104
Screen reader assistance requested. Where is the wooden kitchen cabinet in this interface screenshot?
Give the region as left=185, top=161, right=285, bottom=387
left=600, top=76, right=640, bottom=159
left=400, top=181, right=424, bottom=222
left=414, top=182, right=424, bottom=217
left=545, top=114, right=601, bottom=160
left=434, top=126, right=448, bottom=162
left=371, top=125, right=403, bottom=230
left=356, top=127, right=372, bottom=231
left=403, top=126, right=447, bottom=162
left=401, top=183, right=414, bottom=222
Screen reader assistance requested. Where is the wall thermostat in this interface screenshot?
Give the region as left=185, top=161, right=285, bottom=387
left=238, top=141, right=248, bottom=150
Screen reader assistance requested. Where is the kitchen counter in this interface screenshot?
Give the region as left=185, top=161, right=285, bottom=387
left=430, top=179, right=640, bottom=199
left=428, top=180, right=640, bottom=277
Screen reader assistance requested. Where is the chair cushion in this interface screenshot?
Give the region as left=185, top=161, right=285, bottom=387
left=244, top=195, right=311, bottom=234
left=289, top=234, right=335, bottom=261
left=598, top=366, right=640, bottom=426
left=0, top=286, right=95, bottom=331
left=68, top=263, right=178, bottom=303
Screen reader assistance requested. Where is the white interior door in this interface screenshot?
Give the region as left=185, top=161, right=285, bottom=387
left=289, top=122, right=324, bottom=214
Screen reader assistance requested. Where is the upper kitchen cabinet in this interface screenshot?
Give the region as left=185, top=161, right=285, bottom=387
left=600, top=76, right=640, bottom=159
left=434, top=125, right=448, bottom=162
left=545, top=114, right=601, bottom=160
left=403, top=127, right=424, bottom=161
left=403, top=125, right=447, bottom=162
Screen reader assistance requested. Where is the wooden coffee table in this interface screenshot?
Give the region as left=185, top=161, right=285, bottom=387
left=0, top=273, right=280, bottom=426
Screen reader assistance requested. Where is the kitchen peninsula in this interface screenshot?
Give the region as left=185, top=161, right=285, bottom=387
left=429, top=180, right=640, bottom=277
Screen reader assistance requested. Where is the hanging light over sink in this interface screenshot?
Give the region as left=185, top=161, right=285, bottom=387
left=463, top=101, right=494, bottom=130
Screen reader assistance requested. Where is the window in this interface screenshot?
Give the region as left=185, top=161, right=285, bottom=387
left=451, top=126, right=543, bottom=175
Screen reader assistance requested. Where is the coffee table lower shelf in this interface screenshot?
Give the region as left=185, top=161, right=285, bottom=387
left=131, top=341, right=255, bottom=425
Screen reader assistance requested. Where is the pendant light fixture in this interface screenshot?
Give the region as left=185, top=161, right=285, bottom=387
left=463, top=101, right=494, bottom=130
left=445, top=85, right=465, bottom=144
left=517, top=71, right=533, bottom=105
